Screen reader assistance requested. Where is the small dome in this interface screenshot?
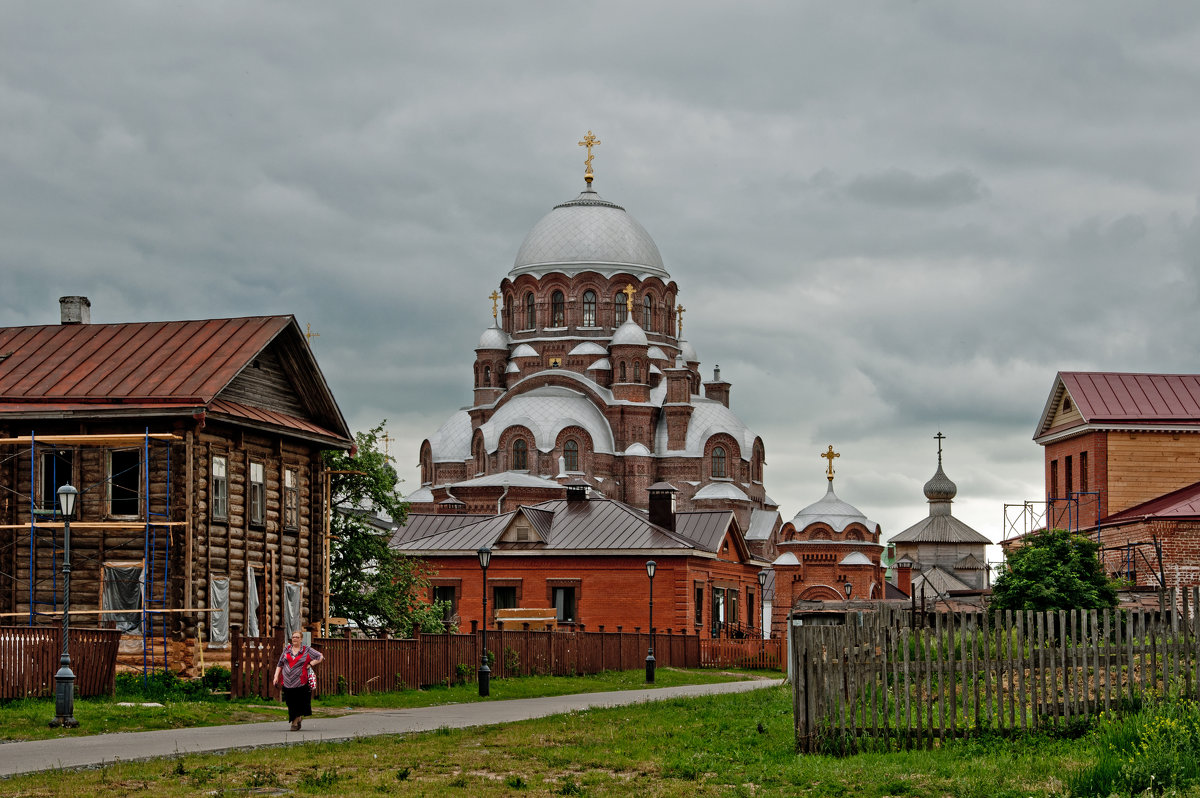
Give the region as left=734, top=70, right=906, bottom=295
left=647, top=346, right=668, bottom=361
left=791, top=483, right=878, bottom=533
left=839, top=551, right=873, bottom=566
left=624, top=442, right=652, bottom=456
left=478, top=324, right=509, bottom=351
left=924, top=463, right=957, bottom=502
left=569, top=342, right=608, bottom=357
left=587, top=358, right=612, bottom=371
left=510, top=184, right=668, bottom=280
left=512, top=343, right=538, bottom=358
left=693, top=482, right=751, bottom=502
left=610, top=318, right=648, bottom=347
left=679, top=338, right=698, bottom=363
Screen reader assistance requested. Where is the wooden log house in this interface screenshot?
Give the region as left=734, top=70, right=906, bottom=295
left=0, top=298, right=351, bottom=667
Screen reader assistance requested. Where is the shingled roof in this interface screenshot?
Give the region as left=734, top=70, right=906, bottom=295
left=0, top=315, right=351, bottom=445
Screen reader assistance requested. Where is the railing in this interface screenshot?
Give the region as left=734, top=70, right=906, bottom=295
left=231, top=627, right=705, bottom=699
left=0, top=626, right=122, bottom=699
left=701, top=637, right=783, bottom=670
left=792, top=588, right=1200, bottom=753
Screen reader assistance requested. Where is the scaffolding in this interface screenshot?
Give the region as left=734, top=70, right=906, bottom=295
left=0, top=429, right=184, bottom=674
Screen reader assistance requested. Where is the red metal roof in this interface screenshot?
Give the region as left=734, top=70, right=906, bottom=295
left=1063, top=372, right=1200, bottom=423
left=0, top=316, right=289, bottom=402
left=1102, top=479, right=1200, bottom=524
left=207, top=399, right=346, bottom=443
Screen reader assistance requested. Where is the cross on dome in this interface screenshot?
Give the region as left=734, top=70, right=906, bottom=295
left=822, top=445, right=840, bottom=482
left=578, top=130, right=601, bottom=184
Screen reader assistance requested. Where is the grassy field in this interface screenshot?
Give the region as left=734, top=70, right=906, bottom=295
left=0, top=667, right=757, bottom=742
left=1, top=682, right=1106, bottom=797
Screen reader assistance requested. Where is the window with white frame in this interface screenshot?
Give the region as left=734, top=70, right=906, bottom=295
left=249, top=461, right=265, bottom=526
left=212, top=456, right=229, bottom=521
left=283, top=467, right=298, bottom=530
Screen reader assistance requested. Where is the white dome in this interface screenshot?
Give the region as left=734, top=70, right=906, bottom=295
left=587, top=358, right=612, bottom=371
left=511, top=185, right=668, bottom=280
left=480, top=385, right=616, bottom=454
left=427, top=410, right=473, bottom=463
left=680, top=338, right=698, bottom=363
left=478, top=325, right=509, bottom=351
left=791, top=483, right=879, bottom=533
left=512, top=343, right=538, bottom=358
left=647, top=346, right=668, bottom=361
left=693, top=482, right=750, bottom=502
left=569, top=342, right=608, bottom=357
left=654, top=397, right=758, bottom=457
left=610, top=318, right=648, bottom=347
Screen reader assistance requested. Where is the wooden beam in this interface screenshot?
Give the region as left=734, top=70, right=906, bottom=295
left=0, top=522, right=187, bottom=529
left=0, top=434, right=184, bottom=446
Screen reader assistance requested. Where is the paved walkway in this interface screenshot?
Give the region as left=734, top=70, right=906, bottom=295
left=0, top=678, right=783, bottom=778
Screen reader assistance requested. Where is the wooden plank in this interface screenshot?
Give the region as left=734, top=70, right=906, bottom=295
left=936, top=612, right=945, bottom=739
left=1016, top=611, right=1027, bottom=731
left=1005, top=610, right=1015, bottom=731
left=1060, top=609, right=1070, bottom=725
left=1126, top=609, right=1135, bottom=705
left=982, top=609, right=992, bottom=730
left=1102, top=608, right=1111, bottom=714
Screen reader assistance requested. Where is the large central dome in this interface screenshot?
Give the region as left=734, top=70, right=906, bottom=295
left=510, top=183, right=668, bottom=280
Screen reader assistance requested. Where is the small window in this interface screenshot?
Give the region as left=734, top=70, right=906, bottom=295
left=525, top=292, right=536, bottom=329
left=712, top=446, right=727, bottom=478
left=633, top=361, right=641, bottom=382
left=39, top=450, right=73, bottom=516
left=483, top=365, right=491, bottom=386
left=614, top=292, right=627, bottom=325
left=582, top=291, right=597, bottom=326
left=727, top=589, right=739, bottom=625
left=1064, top=397, right=1073, bottom=412
left=433, top=585, right=456, bottom=625
left=553, top=586, right=575, bottom=623
left=504, top=295, right=513, bottom=332
left=249, top=461, right=265, bottom=526
left=212, top=456, right=229, bottom=521
left=1050, top=459, right=1058, bottom=499
left=619, top=361, right=627, bottom=381
left=746, top=588, right=755, bottom=631
left=512, top=439, right=528, bottom=470
left=1081, top=451, right=1089, bottom=492
left=712, top=587, right=726, bottom=630
left=694, top=586, right=704, bottom=626
left=1065, top=455, right=1074, bottom=494
left=563, top=440, right=579, bottom=472
left=551, top=291, right=565, bottom=326
left=283, top=468, right=299, bottom=530
left=494, top=586, right=518, bottom=611
left=109, top=449, right=141, bottom=517
left=643, top=295, right=653, bottom=330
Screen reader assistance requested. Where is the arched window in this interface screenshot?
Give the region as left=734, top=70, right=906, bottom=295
left=582, top=291, right=597, bottom=327
left=619, top=361, right=627, bottom=381
left=563, top=440, right=579, bottom=472
left=525, top=292, right=535, bottom=329
left=712, top=446, right=727, bottom=478
left=614, top=292, right=627, bottom=325
left=551, top=291, right=565, bottom=326
left=643, top=295, right=653, bottom=330
left=483, top=365, right=491, bottom=386
left=665, top=294, right=674, bottom=335
left=504, top=294, right=514, bottom=332
left=634, top=361, right=641, bottom=382
left=512, top=439, right=528, bottom=470
left=473, top=439, right=485, bottom=473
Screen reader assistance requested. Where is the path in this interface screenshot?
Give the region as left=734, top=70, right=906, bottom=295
left=0, top=678, right=784, bottom=778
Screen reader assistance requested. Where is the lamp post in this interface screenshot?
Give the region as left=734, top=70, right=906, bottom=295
left=757, top=569, right=768, bottom=638
left=645, top=560, right=656, bottom=684
left=477, top=547, right=492, bottom=697
left=844, top=581, right=853, bottom=600
left=50, top=484, right=79, bottom=729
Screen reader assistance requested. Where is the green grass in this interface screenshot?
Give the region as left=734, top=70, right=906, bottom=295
left=2, top=684, right=1096, bottom=797
left=0, top=667, right=761, bottom=742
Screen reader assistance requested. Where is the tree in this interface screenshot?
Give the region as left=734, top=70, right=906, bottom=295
left=324, top=422, right=450, bottom=637
left=990, top=528, right=1120, bottom=614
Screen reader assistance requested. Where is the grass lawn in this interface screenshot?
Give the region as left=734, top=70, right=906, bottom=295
left=1, top=683, right=1099, bottom=797
left=0, top=667, right=763, bottom=742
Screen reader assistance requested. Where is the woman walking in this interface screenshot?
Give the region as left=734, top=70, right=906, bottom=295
left=272, top=630, right=323, bottom=731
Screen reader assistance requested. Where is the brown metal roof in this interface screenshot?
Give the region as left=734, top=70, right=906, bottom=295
left=1102, top=479, right=1200, bottom=524
left=0, top=316, right=288, bottom=402
left=1037, top=372, right=1200, bottom=439
left=208, top=399, right=346, bottom=444
left=390, top=514, right=492, bottom=547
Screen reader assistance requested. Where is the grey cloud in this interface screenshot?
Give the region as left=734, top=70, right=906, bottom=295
left=844, top=169, right=987, bottom=208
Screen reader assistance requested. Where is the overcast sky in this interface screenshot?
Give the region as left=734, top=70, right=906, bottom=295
left=4, top=3, right=1199, bottom=557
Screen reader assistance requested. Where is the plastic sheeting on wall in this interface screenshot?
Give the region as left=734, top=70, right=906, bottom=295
left=102, top=565, right=143, bottom=633
left=284, top=581, right=302, bottom=638
left=209, top=577, right=229, bottom=646
left=245, top=566, right=260, bottom=638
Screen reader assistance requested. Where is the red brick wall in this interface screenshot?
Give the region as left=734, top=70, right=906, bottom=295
left=1094, top=519, right=1200, bottom=589
left=1045, top=431, right=1107, bottom=528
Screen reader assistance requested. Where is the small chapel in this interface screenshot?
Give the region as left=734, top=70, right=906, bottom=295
left=409, top=133, right=779, bottom=539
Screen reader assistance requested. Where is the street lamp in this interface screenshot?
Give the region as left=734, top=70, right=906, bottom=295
left=645, top=560, right=656, bottom=684
left=757, top=570, right=768, bottom=637
left=477, top=547, right=492, bottom=697
left=50, top=484, right=79, bottom=729
left=844, top=581, right=853, bottom=600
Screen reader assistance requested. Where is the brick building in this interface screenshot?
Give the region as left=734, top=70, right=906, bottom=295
left=394, top=482, right=769, bottom=638
left=411, top=142, right=780, bottom=541
left=1027, top=371, right=1200, bottom=588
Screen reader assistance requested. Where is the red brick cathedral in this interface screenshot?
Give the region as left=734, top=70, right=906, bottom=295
left=411, top=136, right=776, bottom=535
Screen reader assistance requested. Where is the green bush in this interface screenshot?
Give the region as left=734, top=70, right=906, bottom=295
left=114, top=667, right=230, bottom=702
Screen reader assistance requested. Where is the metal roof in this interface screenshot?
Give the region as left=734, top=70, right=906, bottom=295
left=889, top=514, right=992, bottom=545
left=1037, top=372, right=1200, bottom=439
left=1102, top=479, right=1200, bottom=523
left=0, top=315, right=350, bottom=443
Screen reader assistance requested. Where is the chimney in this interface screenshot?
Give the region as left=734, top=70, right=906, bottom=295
left=59, top=296, right=91, bottom=325
left=894, top=557, right=914, bottom=596
left=703, top=364, right=731, bottom=408
left=647, top=481, right=678, bottom=531
left=565, top=479, right=590, bottom=502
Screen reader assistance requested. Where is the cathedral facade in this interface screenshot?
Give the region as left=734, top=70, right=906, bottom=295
left=413, top=138, right=776, bottom=534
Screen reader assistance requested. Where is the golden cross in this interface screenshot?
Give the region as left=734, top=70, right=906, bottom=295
left=489, top=290, right=500, bottom=322
left=623, top=284, right=636, bottom=315
left=305, top=323, right=320, bottom=342
left=821, top=445, right=840, bottom=482
left=381, top=431, right=394, bottom=458
left=676, top=304, right=686, bottom=336
left=578, top=130, right=601, bottom=181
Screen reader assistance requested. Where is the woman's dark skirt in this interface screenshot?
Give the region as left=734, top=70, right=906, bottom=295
left=282, top=686, right=312, bottom=720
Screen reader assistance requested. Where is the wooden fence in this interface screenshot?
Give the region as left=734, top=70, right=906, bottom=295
left=701, top=638, right=783, bottom=670
left=0, top=626, right=122, bottom=699
left=792, top=589, right=1200, bottom=753
left=231, top=627, right=707, bottom=699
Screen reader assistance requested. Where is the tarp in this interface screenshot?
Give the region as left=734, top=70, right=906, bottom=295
left=102, top=565, right=143, bottom=633
left=209, top=577, right=229, bottom=646
left=245, top=567, right=260, bottom=638
left=284, top=581, right=302, bottom=638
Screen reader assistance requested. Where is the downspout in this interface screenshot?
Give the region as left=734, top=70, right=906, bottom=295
left=497, top=479, right=509, bottom=515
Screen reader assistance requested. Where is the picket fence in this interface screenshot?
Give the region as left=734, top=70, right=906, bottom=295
left=793, top=589, right=1200, bottom=753
left=0, top=626, right=122, bottom=699
left=231, top=627, right=707, bottom=699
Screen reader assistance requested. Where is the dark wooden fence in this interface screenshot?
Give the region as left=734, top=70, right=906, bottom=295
left=792, top=589, right=1200, bottom=753
left=231, top=627, right=707, bottom=699
left=0, top=626, right=122, bottom=699
left=701, top=637, right=783, bottom=670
